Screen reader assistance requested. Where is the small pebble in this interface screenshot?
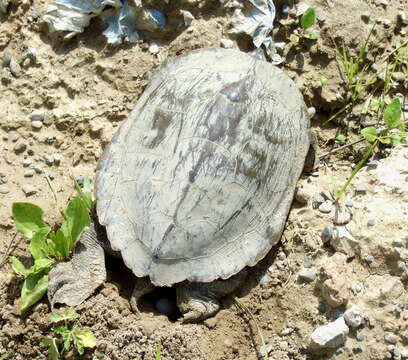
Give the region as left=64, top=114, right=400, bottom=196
left=31, top=120, right=43, bottom=130
left=45, top=136, right=55, bottom=144
left=345, top=200, right=353, bottom=207
left=1, top=69, right=11, bottom=84
left=32, top=165, right=43, bottom=174
left=384, top=333, right=398, bottom=345
left=260, top=274, right=271, bottom=285
left=365, top=255, right=374, bottom=264
left=361, top=11, right=371, bottom=22
left=220, top=38, right=234, bottom=49
left=76, top=176, right=84, bottom=186
left=367, top=219, right=375, bottom=227
left=355, top=183, right=367, bottom=194
left=355, top=284, right=363, bottom=293
left=2, top=51, right=12, bottom=67
left=148, top=43, right=160, bottom=54
left=356, top=333, right=365, bottom=341
left=22, top=184, right=37, bottom=196
left=30, top=109, right=45, bottom=122
left=53, top=153, right=61, bottom=165
left=318, top=200, right=332, bottom=214
left=303, top=258, right=313, bottom=268
left=321, top=226, right=334, bottom=243
left=13, top=141, right=26, bottom=154
left=352, top=344, right=363, bottom=353
left=0, top=187, right=10, bottom=194
left=297, top=268, right=317, bottom=283
left=402, top=330, right=408, bottom=342
left=22, top=158, right=32, bottom=167
left=180, top=9, right=195, bottom=26
left=1, top=177, right=8, bottom=184
left=45, top=155, right=54, bottom=166
left=9, top=58, right=21, bottom=77
left=24, top=169, right=35, bottom=177
left=383, top=18, right=392, bottom=27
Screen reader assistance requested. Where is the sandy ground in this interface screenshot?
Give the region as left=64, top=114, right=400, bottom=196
left=0, top=0, right=407, bottom=359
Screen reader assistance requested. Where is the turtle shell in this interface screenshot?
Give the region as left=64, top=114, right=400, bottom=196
left=96, top=48, right=311, bottom=286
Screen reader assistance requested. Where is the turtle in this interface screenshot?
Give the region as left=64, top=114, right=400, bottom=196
left=48, top=48, right=316, bottom=322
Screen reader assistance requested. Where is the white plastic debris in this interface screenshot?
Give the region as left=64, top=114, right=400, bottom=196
left=42, top=0, right=146, bottom=44
left=226, top=0, right=283, bottom=62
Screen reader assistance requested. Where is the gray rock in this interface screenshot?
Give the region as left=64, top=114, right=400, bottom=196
left=402, top=330, right=408, bottom=342
left=345, top=200, right=353, bottom=207
left=45, top=154, right=54, bottom=166
left=9, top=58, right=21, bottom=77
left=30, top=109, right=45, bottom=122
left=355, top=183, right=367, bottom=194
left=321, top=226, right=334, bottom=243
left=330, top=226, right=360, bottom=258
left=295, top=187, right=310, bottom=205
left=384, top=332, right=398, bottom=345
left=0, top=187, right=10, bottom=194
left=24, top=169, right=35, bottom=177
left=1, top=68, right=11, bottom=84
left=310, top=317, right=349, bottom=350
left=32, top=165, right=43, bottom=174
left=356, top=333, right=365, bottom=341
left=382, top=18, right=392, bottom=27
left=1, top=177, right=8, bottom=184
left=312, top=194, right=325, bottom=209
left=22, top=158, right=32, bottom=167
left=344, top=305, right=363, bottom=328
left=319, top=200, right=333, bottom=214
left=53, top=153, right=61, bottom=165
left=364, top=255, right=374, bottom=264
left=367, top=219, right=375, bottom=227
left=361, top=12, right=371, bottom=22
left=2, top=51, right=12, bottom=67
left=13, top=141, right=26, bottom=154
left=355, top=283, right=363, bottom=293
left=298, top=268, right=317, bottom=283
left=180, top=9, right=195, bottom=26
left=353, top=344, right=363, bottom=353
left=303, top=258, right=314, bottom=268
left=22, top=184, right=37, bottom=196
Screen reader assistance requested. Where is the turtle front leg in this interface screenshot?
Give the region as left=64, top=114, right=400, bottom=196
left=176, top=270, right=247, bottom=323
left=129, top=277, right=155, bottom=313
left=48, top=222, right=107, bottom=308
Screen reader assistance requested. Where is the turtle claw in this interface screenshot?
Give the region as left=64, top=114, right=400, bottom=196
left=47, top=225, right=107, bottom=308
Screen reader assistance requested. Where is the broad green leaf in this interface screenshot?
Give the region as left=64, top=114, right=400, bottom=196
left=10, top=256, right=28, bottom=276
left=336, top=134, right=346, bottom=144
left=50, top=309, right=79, bottom=323
left=384, top=98, right=403, bottom=130
left=390, top=134, right=402, bottom=146
left=42, top=337, right=60, bottom=360
left=74, top=177, right=94, bottom=212
left=300, top=7, right=316, bottom=30
left=379, top=137, right=391, bottom=144
left=60, top=197, right=91, bottom=258
left=49, top=230, right=70, bottom=260
left=30, top=227, right=51, bottom=260
left=75, top=329, right=97, bottom=349
left=29, top=258, right=54, bottom=276
left=21, top=273, right=48, bottom=312
left=304, top=32, right=319, bottom=40
left=361, top=127, right=378, bottom=143
left=12, top=203, right=48, bottom=239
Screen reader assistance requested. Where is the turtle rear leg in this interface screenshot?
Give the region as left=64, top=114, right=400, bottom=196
left=176, top=270, right=247, bottom=323
left=48, top=222, right=107, bottom=308
left=129, top=277, right=155, bottom=314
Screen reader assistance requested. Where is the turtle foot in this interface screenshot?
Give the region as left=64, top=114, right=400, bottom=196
left=48, top=224, right=106, bottom=308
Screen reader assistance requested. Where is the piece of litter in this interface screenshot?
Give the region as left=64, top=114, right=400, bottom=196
left=180, top=9, right=195, bottom=26
left=227, top=0, right=277, bottom=56
left=43, top=0, right=140, bottom=45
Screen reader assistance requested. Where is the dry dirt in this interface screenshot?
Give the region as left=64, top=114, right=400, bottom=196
left=1, top=0, right=408, bottom=360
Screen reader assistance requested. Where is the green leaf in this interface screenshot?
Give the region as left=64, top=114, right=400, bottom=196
left=50, top=309, right=79, bottom=323
left=75, top=329, right=97, bottom=349
left=49, top=230, right=70, bottom=260
left=155, top=344, right=163, bottom=360
left=74, top=177, right=94, bottom=212
left=51, top=325, right=70, bottom=336
left=361, top=127, right=378, bottom=143
left=10, top=256, right=28, bottom=276
left=384, top=98, right=404, bottom=130
left=320, top=76, right=329, bottom=86
left=336, top=134, right=346, bottom=144
left=379, top=137, right=391, bottom=144
left=29, top=258, right=54, bottom=276
left=30, top=227, right=51, bottom=260
left=390, top=134, right=402, bottom=146
left=59, top=196, right=91, bottom=259
left=12, top=203, right=48, bottom=239
left=304, top=32, right=319, bottom=40
left=300, top=7, right=316, bottom=30
left=21, top=273, right=49, bottom=312
left=42, top=337, right=60, bottom=360
left=289, top=34, right=300, bottom=44
left=370, top=99, right=381, bottom=111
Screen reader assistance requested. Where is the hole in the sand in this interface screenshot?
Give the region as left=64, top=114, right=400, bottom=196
left=141, top=287, right=181, bottom=322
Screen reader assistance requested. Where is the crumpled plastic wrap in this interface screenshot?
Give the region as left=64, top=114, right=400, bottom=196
left=43, top=0, right=165, bottom=45
left=224, top=0, right=282, bottom=63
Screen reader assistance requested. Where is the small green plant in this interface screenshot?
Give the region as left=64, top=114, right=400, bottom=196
left=155, top=344, right=163, bottom=360
left=336, top=98, right=407, bottom=199
left=42, top=309, right=97, bottom=359
left=10, top=178, right=94, bottom=312
left=290, top=7, right=319, bottom=43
